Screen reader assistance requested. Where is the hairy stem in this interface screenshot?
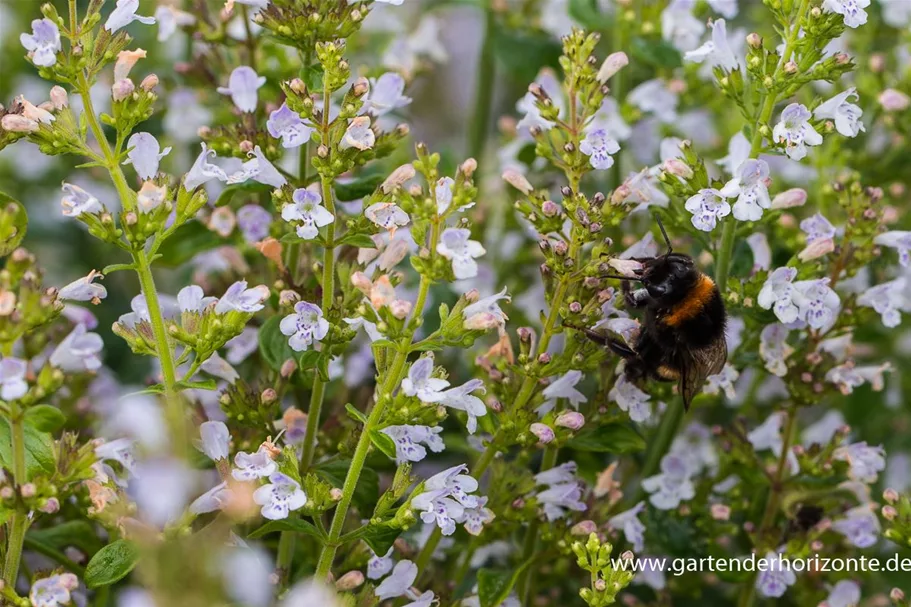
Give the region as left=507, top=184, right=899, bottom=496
left=467, top=0, right=496, bottom=162
left=3, top=411, right=29, bottom=586
left=516, top=446, right=558, bottom=602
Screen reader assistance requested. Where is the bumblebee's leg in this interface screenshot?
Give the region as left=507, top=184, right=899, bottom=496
left=622, top=280, right=650, bottom=309
left=607, top=337, right=637, bottom=359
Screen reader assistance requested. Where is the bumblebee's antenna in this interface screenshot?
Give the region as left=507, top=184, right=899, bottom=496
left=655, top=215, right=672, bottom=255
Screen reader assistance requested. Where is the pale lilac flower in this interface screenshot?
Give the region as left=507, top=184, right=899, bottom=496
left=874, top=231, right=911, bottom=267
left=237, top=205, right=272, bottom=243
left=858, top=278, right=909, bottom=327
left=165, top=89, right=212, bottom=143
left=413, top=465, right=481, bottom=535
left=826, top=362, right=891, bottom=395
left=365, top=202, right=410, bottom=232
left=462, top=288, right=510, bottom=330
left=684, top=18, right=738, bottom=71
left=20, top=19, right=61, bottom=67
left=628, top=79, right=679, bottom=123
left=375, top=560, right=417, bottom=601
left=534, top=462, right=586, bottom=521
left=154, top=5, right=196, bottom=41
left=130, top=458, right=195, bottom=526
left=124, top=132, right=172, bottom=180
left=185, top=143, right=228, bottom=191
left=267, top=103, right=314, bottom=148
left=190, top=481, right=231, bottom=514
left=721, top=158, right=771, bottom=221
left=759, top=323, right=793, bottom=377
left=642, top=454, right=695, bottom=509
left=601, top=318, right=639, bottom=347
left=802, top=410, right=846, bottom=446
left=0, top=358, right=28, bottom=401
left=755, top=551, right=796, bottom=598
left=177, top=285, right=215, bottom=313
left=437, top=228, right=485, bottom=280
left=772, top=103, right=823, bottom=160
left=832, top=506, right=880, bottom=548
left=542, top=370, right=587, bottom=412
left=704, top=363, right=738, bottom=399
left=746, top=233, right=771, bottom=271
left=758, top=267, right=800, bottom=324
left=435, top=177, right=455, bottom=214
left=95, top=438, right=137, bottom=483
left=825, top=580, right=861, bottom=607
left=516, top=84, right=557, bottom=132
left=198, top=421, right=230, bottom=461
left=436, top=380, right=487, bottom=434
left=799, top=213, right=836, bottom=261
left=105, top=0, right=156, bottom=33
left=815, top=88, right=864, bottom=137
left=381, top=425, right=445, bottom=463
left=530, top=422, right=554, bottom=444
left=59, top=271, right=107, bottom=302
left=748, top=412, right=786, bottom=454
left=589, top=98, right=631, bottom=141
left=670, top=422, right=718, bottom=476
left=280, top=302, right=329, bottom=352
left=708, top=0, right=738, bottom=18
left=365, top=73, right=412, bottom=116
left=609, top=373, right=651, bottom=422
left=579, top=128, right=620, bottom=170
left=340, top=116, right=375, bottom=150
left=222, top=545, right=273, bottom=607
left=822, top=0, right=870, bottom=28
left=218, top=66, right=265, bottom=113
left=834, top=441, right=886, bottom=482
left=227, top=146, right=287, bottom=188
left=215, top=281, right=268, bottom=314
left=596, top=51, right=629, bottom=83
left=793, top=278, right=840, bottom=330
left=608, top=501, right=646, bottom=552
left=343, top=316, right=384, bottom=342
left=61, top=183, right=103, bottom=217
left=253, top=472, right=307, bottom=520
left=226, top=327, right=259, bottom=364
left=684, top=188, right=730, bottom=231
left=661, top=0, right=705, bottom=52
left=402, top=357, right=450, bottom=402
left=462, top=496, right=495, bottom=536
left=29, top=573, right=78, bottom=607
left=50, top=324, right=103, bottom=372
left=283, top=188, right=334, bottom=240
left=232, top=448, right=277, bottom=481
left=368, top=549, right=394, bottom=580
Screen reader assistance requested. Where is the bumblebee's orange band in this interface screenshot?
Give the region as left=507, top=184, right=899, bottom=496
left=662, top=274, right=715, bottom=327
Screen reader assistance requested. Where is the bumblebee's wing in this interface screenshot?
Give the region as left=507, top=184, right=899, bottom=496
left=677, top=336, right=728, bottom=410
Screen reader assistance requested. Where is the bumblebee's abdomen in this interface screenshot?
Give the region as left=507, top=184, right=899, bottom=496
left=662, top=274, right=726, bottom=349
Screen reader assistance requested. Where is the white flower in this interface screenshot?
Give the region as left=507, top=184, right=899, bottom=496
left=801, top=410, right=845, bottom=447
left=226, top=146, right=287, bottom=188
left=61, top=183, right=103, bottom=217
left=462, top=288, right=510, bottom=330
left=381, top=425, right=445, bottom=464
left=29, top=573, right=78, bottom=607
left=822, top=0, right=870, bottom=28
left=608, top=501, right=646, bottom=552
left=190, top=481, right=231, bottom=514
left=364, top=73, right=412, bottom=116
left=280, top=302, right=330, bottom=352
left=609, top=373, right=651, bottom=422
left=684, top=18, right=738, bottom=71
left=340, top=116, right=375, bottom=150
left=684, top=188, right=730, bottom=231
left=215, top=280, right=268, bottom=314
left=754, top=551, right=796, bottom=598
left=704, top=363, right=739, bottom=399
left=748, top=412, right=786, bottom=453
left=184, top=143, right=229, bottom=190
left=707, top=0, right=738, bottom=18
left=772, top=103, right=823, bottom=160
left=800, top=212, right=836, bottom=252
left=197, top=421, right=230, bottom=461
left=412, top=465, right=483, bottom=535
left=283, top=188, right=334, bottom=240
left=0, top=357, right=28, bottom=401
left=857, top=278, right=909, bottom=328
left=874, top=231, right=911, bottom=267
left=826, top=362, right=891, bottom=395
left=253, top=472, right=307, bottom=520
left=834, top=441, right=886, bottom=482
left=20, top=18, right=61, bottom=67
left=367, top=549, right=394, bottom=580
left=365, top=202, right=410, bottom=233
left=534, top=462, right=586, bottom=521
left=641, top=454, right=695, bottom=509
left=280, top=580, right=342, bottom=607
left=436, top=379, right=488, bottom=434
left=130, top=458, right=195, bottom=526
left=155, top=5, right=196, bottom=41
left=720, top=159, right=771, bottom=221
left=437, top=228, right=485, bottom=280
left=232, top=447, right=277, bottom=481
left=124, top=132, right=171, bottom=180
left=267, top=103, right=314, bottom=148
left=105, top=0, right=156, bottom=33
left=832, top=505, right=880, bottom=548
left=462, top=496, right=496, bottom=536
left=660, top=0, right=705, bottom=52
left=759, top=323, right=793, bottom=377
left=218, top=66, right=265, bottom=113
left=580, top=128, right=620, bottom=170
left=815, top=88, right=864, bottom=137
left=746, top=233, right=771, bottom=271
left=50, top=324, right=103, bottom=372
left=178, top=285, right=216, bottom=313
left=758, top=267, right=800, bottom=324
left=59, top=271, right=107, bottom=302
left=401, top=357, right=450, bottom=402
left=628, top=79, right=678, bottom=123
left=825, top=580, right=861, bottom=607
left=793, top=278, right=840, bottom=330
left=542, top=370, right=587, bottom=412
left=375, top=560, right=417, bottom=601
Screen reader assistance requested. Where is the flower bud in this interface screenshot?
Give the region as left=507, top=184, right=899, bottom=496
left=335, top=571, right=364, bottom=591
left=771, top=188, right=807, bottom=209
left=279, top=290, right=300, bottom=307
left=710, top=504, right=731, bottom=521
left=883, top=488, right=899, bottom=504
left=571, top=520, right=597, bottom=536
left=460, top=158, right=477, bottom=177
left=381, top=164, right=416, bottom=194
left=20, top=483, right=36, bottom=498
left=890, top=588, right=905, bottom=602
left=261, top=389, right=277, bottom=404
left=114, top=48, right=147, bottom=81
left=594, top=579, right=607, bottom=591
left=502, top=169, right=533, bottom=194
left=330, top=488, right=343, bottom=501
left=882, top=505, right=897, bottom=521
left=39, top=497, right=60, bottom=514
left=663, top=158, right=693, bottom=179
left=783, top=61, right=798, bottom=74
left=610, top=184, right=630, bottom=205
left=0, top=114, right=38, bottom=133
left=239, top=140, right=254, bottom=153
left=880, top=89, right=911, bottom=111
left=112, top=78, right=135, bottom=101
left=140, top=74, right=159, bottom=91
left=530, top=422, right=555, bottom=444
left=537, top=352, right=551, bottom=364
left=541, top=200, right=560, bottom=217
left=597, top=51, right=629, bottom=83
left=556, top=411, right=585, bottom=430
left=352, top=77, right=369, bottom=97
left=49, top=86, right=68, bottom=110
left=569, top=301, right=582, bottom=313
left=746, top=32, right=762, bottom=48
left=350, top=271, right=373, bottom=294
left=280, top=358, right=297, bottom=378
left=390, top=299, right=412, bottom=319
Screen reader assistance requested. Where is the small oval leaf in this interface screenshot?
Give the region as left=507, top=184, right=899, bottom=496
left=0, top=192, right=28, bottom=257
left=23, top=405, right=66, bottom=433
left=85, top=539, right=140, bottom=588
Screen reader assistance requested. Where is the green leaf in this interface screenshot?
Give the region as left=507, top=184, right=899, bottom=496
left=345, top=404, right=368, bottom=424
left=259, top=315, right=296, bottom=372
left=410, top=339, right=442, bottom=352
left=23, top=405, right=66, bottom=433
left=248, top=518, right=322, bottom=540
left=302, top=64, right=324, bottom=93
left=0, top=192, right=28, bottom=257
left=477, top=563, right=533, bottom=607
left=214, top=182, right=273, bottom=207
left=0, top=419, right=55, bottom=480
left=155, top=221, right=222, bottom=268
left=316, top=459, right=379, bottom=512
left=28, top=521, right=103, bottom=555
left=369, top=429, right=396, bottom=459
left=175, top=379, right=218, bottom=391
left=335, top=232, right=378, bottom=248
left=359, top=523, right=402, bottom=555
left=101, top=263, right=135, bottom=274
left=84, top=539, right=140, bottom=588
left=567, top=423, right=646, bottom=454
left=298, top=350, right=321, bottom=371
left=492, top=26, right=562, bottom=86
left=334, top=174, right=383, bottom=201
left=630, top=37, right=682, bottom=69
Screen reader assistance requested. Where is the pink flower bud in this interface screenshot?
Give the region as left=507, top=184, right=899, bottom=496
left=891, top=588, right=905, bottom=602
left=390, top=299, right=412, bottom=319
left=335, top=571, right=365, bottom=591
left=797, top=238, right=835, bottom=262
left=464, top=312, right=501, bottom=331
left=880, top=89, right=911, bottom=111
left=571, top=520, right=597, bottom=536
left=381, top=164, right=416, bottom=194
left=378, top=238, right=409, bottom=271
left=541, top=200, right=560, bottom=217
left=39, top=497, right=60, bottom=513
left=663, top=158, right=693, bottom=179
left=770, top=188, right=807, bottom=209
left=555, top=411, right=585, bottom=430
left=114, top=49, right=147, bottom=81
left=280, top=358, right=297, bottom=378
left=20, top=483, right=36, bottom=498
left=502, top=169, right=533, bottom=194
left=597, top=51, right=629, bottom=83
left=460, top=158, right=477, bottom=177
left=330, top=488, right=343, bottom=500
left=140, top=74, right=159, bottom=91
left=710, top=504, right=731, bottom=521
left=883, top=488, right=899, bottom=504
left=49, top=86, right=68, bottom=110
left=1, top=114, right=38, bottom=133
left=530, top=423, right=554, bottom=444
left=882, top=505, right=897, bottom=520
left=350, top=271, right=373, bottom=295
left=112, top=78, right=135, bottom=102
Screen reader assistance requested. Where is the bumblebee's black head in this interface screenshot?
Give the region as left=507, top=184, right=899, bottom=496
left=635, top=252, right=701, bottom=307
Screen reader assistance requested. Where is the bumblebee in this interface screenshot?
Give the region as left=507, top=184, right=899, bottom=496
left=575, top=218, right=727, bottom=410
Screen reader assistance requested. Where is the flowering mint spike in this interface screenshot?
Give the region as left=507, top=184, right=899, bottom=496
left=280, top=301, right=330, bottom=352
left=684, top=18, right=739, bottom=71
left=857, top=278, right=909, bottom=328
left=364, top=73, right=412, bottom=116
left=0, top=357, right=28, bottom=401
left=772, top=103, right=823, bottom=160
left=822, top=0, right=870, bottom=28
left=185, top=143, right=228, bottom=190
left=218, top=66, right=266, bottom=113
left=684, top=188, right=730, bottom=232
left=282, top=188, right=334, bottom=240
left=20, top=18, right=61, bottom=67
left=641, top=454, right=695, bottom=510
left=436, top=228, right=485, bottom=280
left=607, top=501, right=646, bottom=552
left=50, top=324, right=103, bottom=372
left=232, top=448, right=277, bottom=481
left=579, top=128, right=620, bottom=170
left=381, top=425, right=445, bottom=463
left=215, top=280, right=268, bottom=314
left=340, top=116, right=375, bottom=150
left=59, top=271, right=107, bottom=303
left=814, top=88, right=864, bottom=137
left=105, top=0, right=156, bottom=33
left=267, top=103, right=314, bottom=148
left=375, top=560, right=417, bottom=601
left=253, top=472, right=307, bottom=520
left=720, top=158, right=771, bottom=221
left=124, top=132, right=172, bottom=180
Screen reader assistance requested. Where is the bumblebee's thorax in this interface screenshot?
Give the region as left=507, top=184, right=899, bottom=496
left=659, top=273, right=717, bottom=327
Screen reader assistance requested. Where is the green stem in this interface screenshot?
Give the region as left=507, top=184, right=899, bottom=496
left=632, top=397, right=685, bottom=504
left=22, top=536, right=86, bottom=576
left=3, top=413, right=29, bottom=586
left=468, top=0, right=496, bottom=162
left=516, top=446, right=558, bottom=603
